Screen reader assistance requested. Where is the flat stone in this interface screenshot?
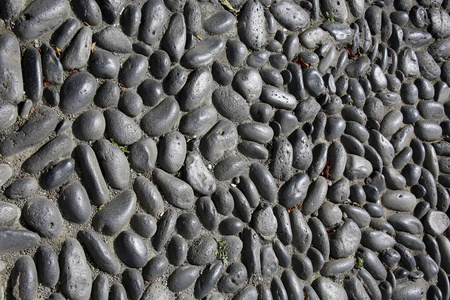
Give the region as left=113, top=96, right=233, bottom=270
left=181, top=37, right=225, bottom=69
left=0, top=106, right=58, bottom=157
left=14, top=0, right=70, bottom=42
left=0, top=229, right=40, bottom=253
left=59, top=238, right=92, bottom=300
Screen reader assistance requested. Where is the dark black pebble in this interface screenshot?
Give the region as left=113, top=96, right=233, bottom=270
left=40, top=158, right=75, bottom=190
left=59, top=180, right=91, bottom=224
left=142, top=255, right=169, bottom=281
left=131, top=213, right=157, bottom=238
left=78, top=229, right=121, bottom=275
left=114, top=230, right=148, bottom=268
left=122, top=268, right=144, bottom=300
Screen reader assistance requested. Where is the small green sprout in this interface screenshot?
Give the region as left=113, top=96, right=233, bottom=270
left=109, top=138, right=119, bottom=147
left=355, top=256, right=364, bottom=269
left=325, top=11, right=335, bottom=22
left=216, top=239, right=228, bottom=264
left=98, top=204, right=104, bottom=211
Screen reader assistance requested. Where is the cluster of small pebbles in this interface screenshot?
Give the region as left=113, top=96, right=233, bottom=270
left=1, top=0, right=450, bottom=298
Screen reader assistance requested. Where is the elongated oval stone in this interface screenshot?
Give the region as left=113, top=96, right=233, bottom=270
left=139, top=0, right=167, bottom=45
left=14, top=0, right=70, bottom=42
left=0, top=106, right=58, bottom=157
left=181, top=37, right=225, bottom=69
left=0, top=229, right=40, bottom=253
left=0, top=34, right=23, bottom=103
left=238, top=0, right=268, bottom=50
left=59, top=238, right=92, bottom=300
left=77, top=229, right=120, bottom=275
left=10, top=255, right=38, bottom=300
left=381, top=191, right=417, bottom=212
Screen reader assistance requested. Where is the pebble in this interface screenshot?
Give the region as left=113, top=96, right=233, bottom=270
left=89, top=49, right=120, bottom=79
left=34, top=245, right=58, bottom=289
left=114, top=230, right=148, bottom=268
left=93, top=139, right=130, bottom=189
left=167, top=265, right=199, bottom=292
left=95, top=80, right=120, bottom=108
left=131, top=213, right=157, bottom=239
left=0, top=201, right=20, bottom=226
left=59, top=71, right=96, bottom=115
left=415, top=120, right=442, bottom=141
left=153, top=168, right=195, bottom=209
left=233, top=68, right=263, bottom=101
left=72, top=110, right=105, bottom=141
left=10, top=255, right=38, bottom=300
left=361, top=230, right=396, bottom=252
left=0, top=0, right=26, bottom=20
left=196, top=196, right=220, bottom=230
left=270, top=0, right=310, bottom=31
left=141, top=97, right=180, bottom=137
left=182, top=37, right=225, bottom=69
left=312, top=277, right=348, bottom=300
left=261, top=85, right=297, bottom=110
left=346, top=56, right=371, bottom=78
left=0, top=106, right=58, bottom=157
left=142, top=255, right=169, bottom=282
left=218, top=262, right=247, bottom=293
left=200, top=120, right=238, bottom=162
left=129, top=139, right=157, bottom=173
left=424, top=210, right=450, bottom=236
left=161, top=13, right=186, bottom=62
left=22, top=48, right=43, bottom=103
left=237, top=0, right=268, bottom=50
left=156, top=133, right=186, bottom=174
left=212, top=87, right=249, bottom=122
left=78, top=229, right=120, bottom=275
left=204, top=11, right=236, bottom=35
left=92, top=189, right=136, bottom=235
left=122, top=268, right=144, bottom=300
left=214, top=157, right=246, bottom=181
left=40, top=158, right=75, bottom=190
left=185, top=152, right=216, bottom=195
left=0, top=102, right=17, bottom=131
left=211, top=186, right=234, bottom=216
left=75, top=144, right=109, bottom=205
left=212, top=61, right=234, bottom=85
left=23, top=196, right=63, bottom=238
left=179, top=105, right=218, bottom=137
left=139, top=0, right=167, bottom=45
left=164, top=65, right=188, bottom=95
left=393, top=281, right=426, bottom=300
left=14, top=0, right=69, bottom=42
left=179, top=69, right=212, bottom=112
left=252, top=203, right=278, bottom=238
left=4, top=177, right=37, bottom=200
left=62, top=26, right=92, bottom=70
left=73, top=0, right=101, bottom=26
left=60, top=238, right=92, bottom=300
